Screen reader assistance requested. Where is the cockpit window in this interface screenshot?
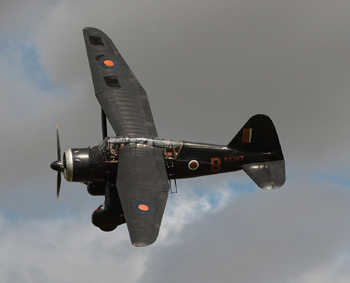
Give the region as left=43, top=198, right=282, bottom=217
left=98, top=138, right=183, bottom=162
left=98, top=138, right=124, bottom=163
left=163, top=141, right=183, bottom=160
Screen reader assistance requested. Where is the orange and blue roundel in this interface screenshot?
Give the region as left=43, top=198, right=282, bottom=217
left=97, top=56, right=120, bottom=70
left=132, top=200, right=155, bottom=215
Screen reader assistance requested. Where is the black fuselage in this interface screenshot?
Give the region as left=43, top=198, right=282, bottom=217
left=64, top=138, right=282, bottom=184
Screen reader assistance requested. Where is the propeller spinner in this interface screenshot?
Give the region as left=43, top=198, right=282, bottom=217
left=50, top=126, right=64, bottom=198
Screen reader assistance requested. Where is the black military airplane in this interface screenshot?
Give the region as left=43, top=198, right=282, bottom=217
left=50, top=27, right=285, bottom=247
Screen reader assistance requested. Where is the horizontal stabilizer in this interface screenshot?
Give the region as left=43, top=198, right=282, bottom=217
left=242, top=160, right=285, bottom=189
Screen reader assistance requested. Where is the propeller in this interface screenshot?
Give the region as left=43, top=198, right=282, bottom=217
left=50, top=125, right=64, bottom=198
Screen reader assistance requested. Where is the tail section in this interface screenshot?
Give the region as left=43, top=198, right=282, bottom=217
left=228, top=114, right=285, bottom=189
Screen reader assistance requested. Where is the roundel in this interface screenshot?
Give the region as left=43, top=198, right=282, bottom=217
left=97, top=56, right=120, bottom=70
left=132, top=200, right=155, bottom=215
left=188, top=160, right=199, bottom=170
left=138, top=204, right=149, bottom=211
left=104, top=60, right=114, bottom=67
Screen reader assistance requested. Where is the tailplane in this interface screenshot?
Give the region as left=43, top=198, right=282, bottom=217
left=228, top=114, right=285, bottom=189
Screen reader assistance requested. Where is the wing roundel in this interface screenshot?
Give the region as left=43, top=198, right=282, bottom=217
left=83, top=27, right=158, bottom=138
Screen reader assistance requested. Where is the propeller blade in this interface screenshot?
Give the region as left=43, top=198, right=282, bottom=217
left=51, top=125, right=63, bottom=199
left=57, top=171, right=61, bottom=199
left=56, top=125, right=61, bottom=162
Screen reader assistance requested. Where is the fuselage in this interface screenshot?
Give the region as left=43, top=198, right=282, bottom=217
left=62, top=137, right=281, bottom=185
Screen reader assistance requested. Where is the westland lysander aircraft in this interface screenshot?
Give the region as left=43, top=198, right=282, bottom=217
left=50, top=27, right=285, bottom=247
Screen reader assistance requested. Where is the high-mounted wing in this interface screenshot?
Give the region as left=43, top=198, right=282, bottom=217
left=117, top=144, right=169, bottom=247
left=84, top=28, right=170, bottom=246
left=83, top=27, right=158, bottom=137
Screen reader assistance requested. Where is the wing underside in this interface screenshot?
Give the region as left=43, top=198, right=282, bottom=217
left=83, top=27, right=157, bottom=137
left=117, top=145, right=169, bottom=247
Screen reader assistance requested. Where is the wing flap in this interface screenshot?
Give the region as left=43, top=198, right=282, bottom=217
left=116, top=144, right=169, bottom=247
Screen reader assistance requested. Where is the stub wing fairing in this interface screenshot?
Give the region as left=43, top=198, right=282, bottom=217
left=83, top=27, right=157, bottom=138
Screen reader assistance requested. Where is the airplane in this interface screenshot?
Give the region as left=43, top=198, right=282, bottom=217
left=50, top=27, right=286, bottom=247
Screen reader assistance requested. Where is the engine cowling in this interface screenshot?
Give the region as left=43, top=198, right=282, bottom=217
left=64, top=148, right=92, bottom=182
left=63, top=146, right=117, bottom=185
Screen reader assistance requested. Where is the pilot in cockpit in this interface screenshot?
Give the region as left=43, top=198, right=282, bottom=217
left=110, top=145, right=118, bottom=157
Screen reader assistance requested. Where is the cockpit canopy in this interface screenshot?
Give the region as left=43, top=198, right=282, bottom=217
left=97, top=137, right=184, bottom=163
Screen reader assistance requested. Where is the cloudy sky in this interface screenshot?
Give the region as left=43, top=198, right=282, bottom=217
left=1, top=0, right=350, bottom=282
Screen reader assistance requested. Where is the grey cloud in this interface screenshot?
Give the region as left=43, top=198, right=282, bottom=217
left=143, top=180, right=350, bottom=283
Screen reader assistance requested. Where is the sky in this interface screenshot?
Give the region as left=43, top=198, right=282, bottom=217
left=1, top=0, right=350, bottom=282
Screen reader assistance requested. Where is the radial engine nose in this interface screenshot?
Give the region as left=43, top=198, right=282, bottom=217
left=64, top=148, right=91, bottom=182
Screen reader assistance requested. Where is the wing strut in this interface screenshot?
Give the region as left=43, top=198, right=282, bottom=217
left=101, top=108, right=107, bottom=139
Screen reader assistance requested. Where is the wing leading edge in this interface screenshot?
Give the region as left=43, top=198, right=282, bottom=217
left=83, top=27, right=158, bottom=137
left=117, top=145, right=169, bottom=247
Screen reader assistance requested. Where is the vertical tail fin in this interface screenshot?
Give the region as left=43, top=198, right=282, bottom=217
left=228, top=114, right=282, bottom=153
left=229, top=114, right=285, bottom=189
